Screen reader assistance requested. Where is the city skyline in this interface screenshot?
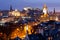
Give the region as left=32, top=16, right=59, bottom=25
left=0, top=0, right=60, bottom=11
left=0, top=0, right=60, bottom=40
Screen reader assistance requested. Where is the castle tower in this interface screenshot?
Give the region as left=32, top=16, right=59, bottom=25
left=43, top=4, right=48, bottom=17
left=40, top=4, right=49, bottom=22
left=43, top=4, right=48, bottom=14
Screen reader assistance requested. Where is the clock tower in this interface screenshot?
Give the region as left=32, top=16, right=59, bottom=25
left=43, top=4, right=48, bottom=17
left=43, top=4, right=48, bottom=14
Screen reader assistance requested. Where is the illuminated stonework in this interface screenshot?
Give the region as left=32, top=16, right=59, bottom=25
left=43, top=4, right=48, bottom=14
left=40, top=4, right=49, bottom=22
left=42, top=4, right=49, bottom=18
left=10, top=28, right=26, bottom=39
left=9, top=9, right=20, bottom=17
left=12, top=9, right=20, bottom=16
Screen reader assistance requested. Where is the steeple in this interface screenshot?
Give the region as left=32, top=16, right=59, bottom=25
left=10, top=5, right=13, bottom=11
left=53, top=8, right=55, bottom=14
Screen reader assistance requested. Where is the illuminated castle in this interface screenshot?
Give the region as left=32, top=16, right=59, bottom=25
left=43, top=4, right=48, bottom=17
left=40, top=4, right=49, bottom=22
left=43, top=4, right=48, bottom=14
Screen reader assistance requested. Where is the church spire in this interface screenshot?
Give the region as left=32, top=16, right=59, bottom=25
left=53, top=8, right=55, bottom=14
left=10, top=5, right=13, bottom=11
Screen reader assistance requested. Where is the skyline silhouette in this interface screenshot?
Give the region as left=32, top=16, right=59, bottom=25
left=0, top=0, right=60, bottom=11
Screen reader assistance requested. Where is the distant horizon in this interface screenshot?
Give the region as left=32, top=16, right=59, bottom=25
left=0, top=6, right=60, bottom=12
left=0, top=0, right=60, bottom=12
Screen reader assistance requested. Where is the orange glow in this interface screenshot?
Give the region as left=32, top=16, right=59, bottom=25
left=0, top=32, right=3, bottom=37
left=24, top=24, right=33, bottom=34
left=11, top=10, right=20, bottom=16
left=10, top=28, right=26, bottom=39
left=41, top=15, right=44, bottom=18
left=9, top=24, right=33, bottom=39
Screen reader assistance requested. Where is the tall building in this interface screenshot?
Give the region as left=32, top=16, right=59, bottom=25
left=42, top=4, right=48, bottom=18
left=40, top=4, right=49, bottom=22
left=43, top=4, right=48, bottom=14
left=53, top=8, right=55, bottom=14
left=10, top=5, right=13, bottom=11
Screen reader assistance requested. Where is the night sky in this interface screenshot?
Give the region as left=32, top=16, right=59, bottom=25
left=0, top=0, right=60, bottom=11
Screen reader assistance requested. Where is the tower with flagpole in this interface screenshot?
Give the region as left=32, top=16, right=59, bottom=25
left=43, top=4, right=48, bottom=17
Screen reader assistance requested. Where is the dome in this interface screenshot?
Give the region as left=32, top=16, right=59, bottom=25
left=23, top=7, right=32, bottom=11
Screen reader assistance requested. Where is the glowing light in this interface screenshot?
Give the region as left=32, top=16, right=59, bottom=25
left=24, top=7, right=32, bottom=10
left=43, top=4, right=47, bottom=14
left=24, top=8, right=28, bottom=10
left=11, top=10, right=20, bottom=16
left=17, top=28, right=19, bottom=31
left=41, top=15, right=44, bottom=17
left=14, top=21, right=18, bottom=23
left=55, top=16, right=58, bottom=21
left=26, top=25, right=28, bottom=31
left=24, top=25, right=28, bottom=31
left=15, top=9, right=18, bottom=11
left=2, top=19, right=4, bottom=21
left=43, top=8, right=47, bottom=14
left=0, top=32, right=2, bottom=35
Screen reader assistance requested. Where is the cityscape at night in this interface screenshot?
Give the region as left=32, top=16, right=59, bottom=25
left=0, top=0, right=60, bottom=40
